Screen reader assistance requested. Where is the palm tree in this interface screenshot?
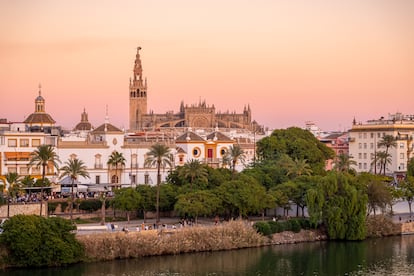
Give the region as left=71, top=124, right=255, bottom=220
left=224, top=145, right=246, bottom=179
left=179, top=159, right=208, bottom=190
left=285, top=158, right=312, bottom=177
left=107, top=151, right=126, bottom=189
left=28, top=144, right=60, bottom=216
left=60, top=158, right=90, bottom=221
left=5, top=172, right=22, bottom=200
left=334, top=153, right=357, bottom=173
left=378, top=135, right=397, bottom=174
left=373, top=151, right=392, bottom=175
left=21, top=175, right=35, bottom=197
left=144, top=143, right=172, bottom=223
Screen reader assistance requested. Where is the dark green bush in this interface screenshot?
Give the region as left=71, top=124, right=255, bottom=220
left=268, top=221, right=284, bottom=233
left=253, top=221, right=272, bottom=236
left=0, top=215, right=84, bottom=267
left=79, top=199, right=101, bottom=212
left=298, top=218, right=311, bottom=229
left=289, top=219, right=302, bottom=233
left=48, top=202, right=59, bottom=213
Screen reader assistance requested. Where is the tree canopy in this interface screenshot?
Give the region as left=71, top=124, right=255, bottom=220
left=257, top=127, right=334, bottom=175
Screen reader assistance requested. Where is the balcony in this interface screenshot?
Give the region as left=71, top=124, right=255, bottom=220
left=94, top=164, right=104, bottom=169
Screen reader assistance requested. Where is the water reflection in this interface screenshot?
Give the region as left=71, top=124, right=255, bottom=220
left=2, top=235, right=414, bottom=275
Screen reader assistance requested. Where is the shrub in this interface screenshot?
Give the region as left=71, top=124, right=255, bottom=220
left=0, top=215, right=84, bottom=267
left=253, top=221, right=272, bottom=236
left=298, top=218, right=311, bottom=229
left=47, top=202, right=59, bottom=213
left=289, top=219, right=302, bottom=233
left=79, top=199, right=101, bottom=212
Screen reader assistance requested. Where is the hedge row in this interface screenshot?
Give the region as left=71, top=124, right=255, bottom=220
left=253, top=218, right=312, bottom=236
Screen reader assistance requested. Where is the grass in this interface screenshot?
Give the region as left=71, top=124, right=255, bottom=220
left=77, top=220, right=267, bottom=262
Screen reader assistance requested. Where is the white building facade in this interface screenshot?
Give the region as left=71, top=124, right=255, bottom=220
left=348, top=113, right=414, bottom=175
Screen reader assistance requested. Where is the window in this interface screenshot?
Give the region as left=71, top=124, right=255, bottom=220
left=400, top=153, right=405, bottom=159
left=358, top=153, right=362, bottom=159
left=370, top=143, right=373, bottom=149
left=400, top=163, right=405, bottom=170
left=364, top=143, right=367, bottom=149
left=193, top=147, right=201, bottom=157
left=144, top=173, right=149, bottom=185
left=32, top=167, right=40, bottom=175
left=32, top=139, right=41, bottom=147
left=95, top=175, right=100, bottom=184
left=20, top=167, right=29, bottom=175
left=95, top=154, right=102, bottom=169
left=8, top=167, right=17, bottom=173
left=20, top=139, right=29, bottom=147
left=131, top=175, right=136, bottom=184
left=8, top=139, right=17, bottom=147
left=363, top=163, right=367, bottom=170
left=111, top=175, right=118, bottom=184
left=400, top=143, right=405, bottom=149
left=363, top=153, right=367, bottom=159
left=377, top=133, right=381, bottom=138
left=370, top=133, right=374, bottom=138
left=363, top=133, right=367, bottom=139
left=358, top=133, right=362, bottom=139
left=358, top=163, right=362, bottom=170
left=131, top=154, right=138, bottom=168
left=220, top=148, right=227, bottom=155
left=359, top=143, right=362, bottom=149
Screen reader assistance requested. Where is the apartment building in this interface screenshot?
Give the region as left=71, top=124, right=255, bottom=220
left=348, top=113, right=414, bottom=175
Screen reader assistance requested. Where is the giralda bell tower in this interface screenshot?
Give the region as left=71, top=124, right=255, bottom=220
left=129, top=47, right=148, bottom=131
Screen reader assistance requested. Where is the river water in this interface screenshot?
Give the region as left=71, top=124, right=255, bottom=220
left=2, top=234, right=414, bottom=275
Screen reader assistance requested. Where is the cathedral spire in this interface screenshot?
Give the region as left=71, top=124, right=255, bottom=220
left=134, top=46, right=143, bottom=83
left=129, top=46, right=148, bottom=131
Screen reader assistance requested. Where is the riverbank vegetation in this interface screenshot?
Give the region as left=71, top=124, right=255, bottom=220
left=1, top=127, right=414, bottom=267
left=0, top=215, right=83, bottom=268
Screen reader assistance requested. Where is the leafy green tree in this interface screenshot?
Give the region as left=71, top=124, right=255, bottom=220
left=216, top=175, right=274, bottom=219
left=159, top=183, right=178, bottom=213
left=243, top=159, right=289, bottom=190
left=334, top=153, right=357, bottom=173
left=359, top=174, right=392, bottom=215
left=223, top=144, right=246, bottom=179
left=107, top=151, right=126, bottom=188
left=268, top=188, right=290, bottom=217
left=306, top=172, right=368, bottom=240
left=407, top=157, right=414, bottom=177
left=400, top=176, right=414, bottom=218
left=60, top=158, right=90, bottom=221
left=112, top=188, right=142, bottom=223
left=257, top=127, right=334, bottom=175
left=175, top=190, right=221, bottom=224
left=0, top=215, right=83, bottom=267
left=179, top=159, right=208, bottom=189
left=29, top=144, right=60, bottom=216
left=136, top=184, right=155, bottom=222
left=145, top=143, right=173, bottom=222
left=205, top=167, right=232, bottom=189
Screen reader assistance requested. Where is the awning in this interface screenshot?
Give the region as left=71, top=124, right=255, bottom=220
left=4, top=152, right=31, bottom=161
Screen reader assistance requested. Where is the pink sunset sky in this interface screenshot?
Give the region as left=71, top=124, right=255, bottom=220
left=1, top=0, right=413, bottom=132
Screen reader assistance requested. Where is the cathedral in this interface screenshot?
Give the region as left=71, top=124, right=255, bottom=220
left=129, top=47, right=263, bottom=133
